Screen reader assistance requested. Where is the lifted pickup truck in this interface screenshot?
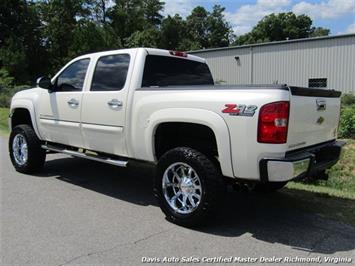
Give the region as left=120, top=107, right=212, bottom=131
left=9, top=48, right=344, bottom=226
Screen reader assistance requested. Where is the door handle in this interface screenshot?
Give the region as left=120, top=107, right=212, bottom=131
left=107, top=99, right=123, bottom=108
left=67, top=98, right=79, bottom=107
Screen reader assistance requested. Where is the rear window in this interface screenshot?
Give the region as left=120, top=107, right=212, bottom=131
left=142, top=55, right=214, bottom=87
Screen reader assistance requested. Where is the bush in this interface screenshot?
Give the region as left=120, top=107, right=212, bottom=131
left=339, top=105, right=355, bottom=139
left=0, top=93, right=10, bottom=107
left=0, top=67, right=30, bottom=107
left=0, top=85, right=30, bottom=108
left=341, top=93, right=355, bottom=106
left=338, top=94, right=355, bottom=139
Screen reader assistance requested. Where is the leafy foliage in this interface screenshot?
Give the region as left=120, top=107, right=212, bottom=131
left=125, top=27, right=160, bottom=48
left=338, top=94, right=355, bottom=139
left=69, top=21, right=122, bottom=57
left=234, top=12, right=329, bottom=45
left=160, top=15, right=188, bottom=50
left=185, top=5, right=233, bottom=49
left=0, top=68, right=29, bottom=107
left=0, top=107, right=10, bottom=134
left=0, top=0, right=46, bottom=83
left=341, top=93, right=355, bottom=106
left=207, top=5, right=234, bottom=48
left=339, top=105, right=355, bottom=139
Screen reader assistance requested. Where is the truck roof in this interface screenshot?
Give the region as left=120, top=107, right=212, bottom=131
left=76, top=48, right=206, bottom=63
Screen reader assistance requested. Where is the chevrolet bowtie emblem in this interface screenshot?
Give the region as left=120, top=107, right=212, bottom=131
left=316, top=116, right=325, bottom=124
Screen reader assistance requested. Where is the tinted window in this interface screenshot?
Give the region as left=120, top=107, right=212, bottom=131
left=56, top=59, right=90, bottom=91
left=142, top=55, right=214, bottom=87
left=91, top=54, right=130, bottom=91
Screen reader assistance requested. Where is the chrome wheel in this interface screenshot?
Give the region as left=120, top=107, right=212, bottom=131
left=162, top=162, right=202, bottom=214
left=12, top=134, right=28, bottom=166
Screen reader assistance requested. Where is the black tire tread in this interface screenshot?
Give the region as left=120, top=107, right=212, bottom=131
left=155, top=147, right=226, bottom=227
left=9, top=124, right=46, bottom=174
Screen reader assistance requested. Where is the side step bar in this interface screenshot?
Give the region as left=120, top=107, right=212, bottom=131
left=41, top=144, right=128, bottom=167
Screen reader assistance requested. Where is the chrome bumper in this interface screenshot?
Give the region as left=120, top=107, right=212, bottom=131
left=259, top=140, right=345, bottom=182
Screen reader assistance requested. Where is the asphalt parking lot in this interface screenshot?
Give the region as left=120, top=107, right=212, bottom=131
left=1, top=136, right=355, bottom=265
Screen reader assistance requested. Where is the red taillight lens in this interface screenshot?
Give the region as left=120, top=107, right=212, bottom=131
left=258, top=101, right=289, bottom=143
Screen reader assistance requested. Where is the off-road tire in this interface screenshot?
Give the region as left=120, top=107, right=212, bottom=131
left=154, top=147, right=226, bottom=227
left=9, top=124, right=46, bottom=174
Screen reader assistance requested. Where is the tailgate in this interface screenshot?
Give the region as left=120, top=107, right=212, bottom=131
left=287, top=87, right=341, bottom=150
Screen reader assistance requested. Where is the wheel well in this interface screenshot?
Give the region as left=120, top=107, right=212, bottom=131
left=11, top=108, right=33, bottom=129
left=154, top=122, right=218, bottom=159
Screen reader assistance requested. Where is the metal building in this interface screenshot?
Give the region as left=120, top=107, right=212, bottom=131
left=189, top=33, right=355, bottom=93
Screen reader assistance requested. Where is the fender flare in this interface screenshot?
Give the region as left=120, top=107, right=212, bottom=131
left=10, top=99, right=42, bottom=139
left=145, top=108, right=234, bottom=177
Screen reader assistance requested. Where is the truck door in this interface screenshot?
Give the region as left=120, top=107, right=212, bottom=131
left=80, top=51, right=134, bottom=156
left=38, top=58, right=91, bottom=147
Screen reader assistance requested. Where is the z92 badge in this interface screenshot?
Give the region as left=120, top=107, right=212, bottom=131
left=222, top=104, right=257, bottom=117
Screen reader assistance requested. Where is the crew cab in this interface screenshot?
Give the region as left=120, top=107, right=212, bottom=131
left=9, top=48, right=344, bottom=226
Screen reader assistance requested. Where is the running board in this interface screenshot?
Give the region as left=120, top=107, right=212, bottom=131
left=41, top=144, right=128, bottom=167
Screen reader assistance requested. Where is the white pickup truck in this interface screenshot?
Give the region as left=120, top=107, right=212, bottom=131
left=9, top=48, right=344, bottom=226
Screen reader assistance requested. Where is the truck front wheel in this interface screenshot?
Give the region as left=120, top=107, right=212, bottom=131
left=154, top=147, right=226, bottom=227
left=9, top=125, right=46, bottom=174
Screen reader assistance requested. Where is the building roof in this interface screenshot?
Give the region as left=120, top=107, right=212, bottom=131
left=189, top=33, right=355, bottom=54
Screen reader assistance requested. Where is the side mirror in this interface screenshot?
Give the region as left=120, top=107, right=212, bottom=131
left=36, top=76, right=52, bottom=90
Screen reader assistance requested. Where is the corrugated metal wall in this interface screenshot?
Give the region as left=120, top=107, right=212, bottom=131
left=191, top=35, right=355, bottom=93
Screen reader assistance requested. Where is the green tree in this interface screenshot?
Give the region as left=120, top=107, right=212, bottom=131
left=143, top=0, right=164, bottom=27
left=310, top=27, right=331, bottom=37
left=183, top=5, right=233, bottom=50
left=160, top=14, right=186, bottom=49
left=69, top=21, right=122, bottom=57
left=107, top=0, right=145, bottom=46
left=186, top=6, right=209, bottom=49
left=0, top=0, right=46, bottom=83
left=89, top=0, right=111, bottom=24
left=0, top=68, right=14, bottom=91
left=125, top=27, right=160, bottom=47
left=207, top=5, right=233, bottom=48
left=234, top=12, right=330, bottom=45
left=39, top=0, right=93, bottom=72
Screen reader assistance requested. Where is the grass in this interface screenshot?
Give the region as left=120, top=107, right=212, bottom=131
left=0, top=107, right=9, bottom=135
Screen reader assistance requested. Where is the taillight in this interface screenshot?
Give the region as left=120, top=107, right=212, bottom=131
left=258, top=101, right=289, bottom=143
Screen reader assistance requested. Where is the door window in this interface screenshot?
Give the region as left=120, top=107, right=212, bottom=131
left=91, top=54, right=130, bottom=91
left=56, top=58, right=90, bottom=92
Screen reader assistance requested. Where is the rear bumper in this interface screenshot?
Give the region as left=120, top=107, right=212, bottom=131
left=259, top=140, right=345, bottom=182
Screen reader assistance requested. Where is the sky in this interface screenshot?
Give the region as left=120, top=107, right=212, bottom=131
left=163, top=0, right=355, bottom=36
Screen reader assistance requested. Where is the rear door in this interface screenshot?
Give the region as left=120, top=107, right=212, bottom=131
left=287, top=87, right=341, bottom=150
left=80, top=51, right=135, bottom=156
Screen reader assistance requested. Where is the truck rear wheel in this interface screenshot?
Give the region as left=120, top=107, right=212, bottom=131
left=9, top=124, right=46, bottom=174
left=154, top=147, right=226, bottom=227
